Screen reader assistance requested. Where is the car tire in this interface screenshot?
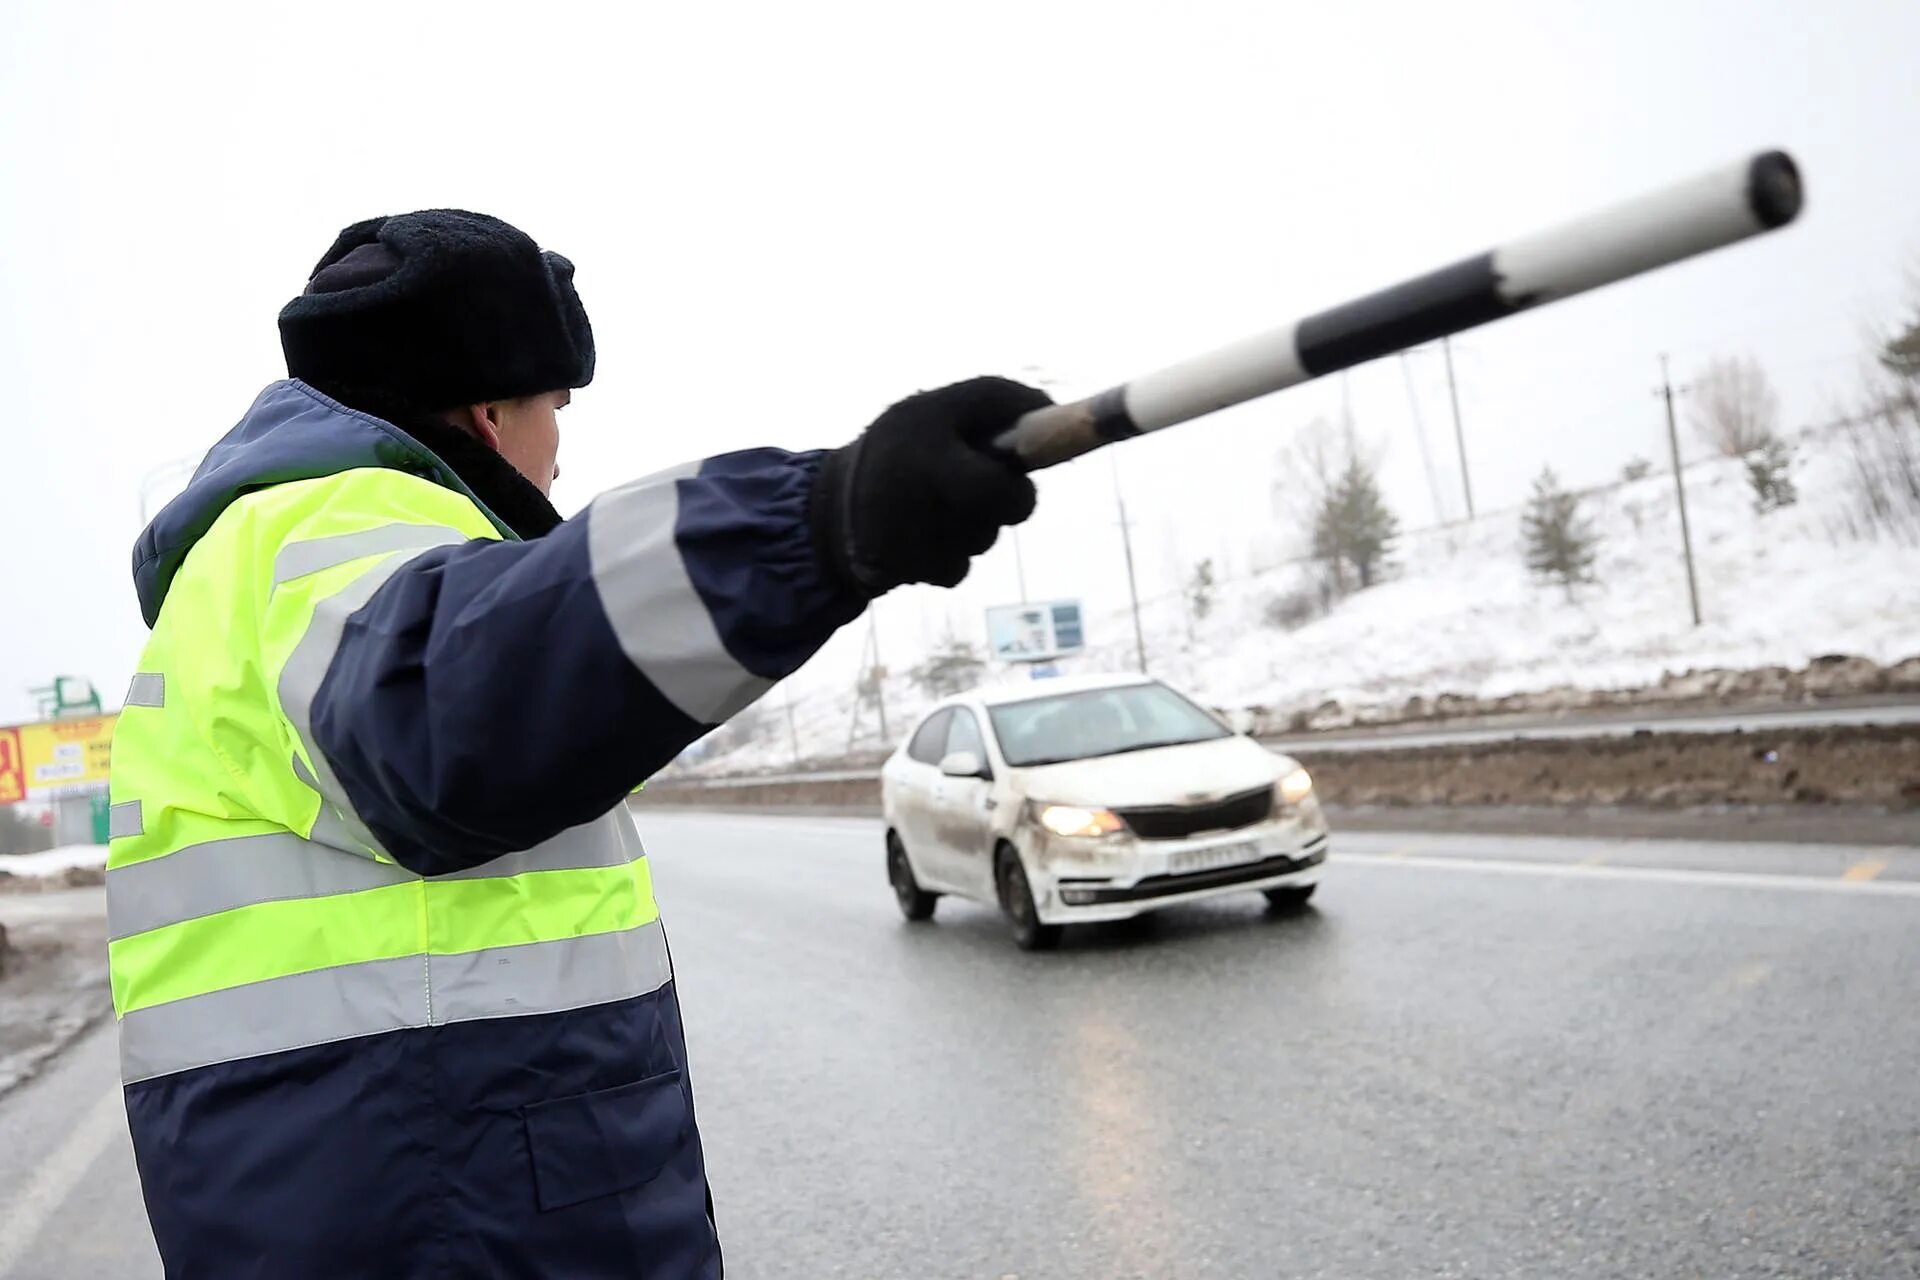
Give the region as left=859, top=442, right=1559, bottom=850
left=1262, top=883, right=1318, bottom=910
left=887, top=831, right=938, bottom=922
left=996, top=846, right=1062, bottom=952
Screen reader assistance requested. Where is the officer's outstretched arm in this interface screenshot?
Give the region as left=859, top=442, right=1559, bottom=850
left=267, top=378, right=1045, bottom=875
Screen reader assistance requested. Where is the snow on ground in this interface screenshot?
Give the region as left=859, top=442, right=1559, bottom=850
left=0, top=844, right=109, bottom=878
left=686, top=426, right=1920, bottom=773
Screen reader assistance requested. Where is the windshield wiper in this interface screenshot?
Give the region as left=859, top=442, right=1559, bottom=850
left=1098, top=737, right=1210, bottom=758
left=1012, top=738, right=1207, bottom=769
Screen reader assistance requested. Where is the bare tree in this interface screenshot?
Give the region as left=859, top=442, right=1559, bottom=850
left=1840, top=303, right=1920, bottom=542
left=1269, top=418, right=1345, bottom=528
left=909, top=635, right=985, bottom=698
left=1689, top=355, right=1781, bottom=457
left=1881, top=308, right=1920, bottom=384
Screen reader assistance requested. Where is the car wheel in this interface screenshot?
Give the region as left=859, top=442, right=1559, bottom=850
left=1262, top=883, right=1318, bottom=910
left=996, top=846, right=1062, bottom=952
left=887, top=832, right=938, bottom=922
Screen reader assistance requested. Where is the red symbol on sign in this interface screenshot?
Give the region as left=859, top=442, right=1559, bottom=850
left=0, top=729, right=23, bottom=805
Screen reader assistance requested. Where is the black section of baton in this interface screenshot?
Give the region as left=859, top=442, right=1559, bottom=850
left=1293, top=252, right=1516, bottom=378
left=1086, top=384, right=1140, bottom=441
left=1747, top=150, right=1802, bottom=229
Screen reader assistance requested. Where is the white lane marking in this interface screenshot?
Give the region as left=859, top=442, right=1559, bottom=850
left=0, top=1088, right=125, bottom=1278
left=1334, top=853, right=1920, bottom=898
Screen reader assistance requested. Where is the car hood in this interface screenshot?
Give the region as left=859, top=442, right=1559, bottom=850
left=1014, top=734, right=1289, bottom=808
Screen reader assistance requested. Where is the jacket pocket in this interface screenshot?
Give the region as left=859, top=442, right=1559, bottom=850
left=523, top=1070, right=691, bottom=1211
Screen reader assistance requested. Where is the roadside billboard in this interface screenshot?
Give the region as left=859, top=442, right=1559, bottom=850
left=8, top=714, right=116, bottom=799
left=985, top=600, right=1085, bottom=664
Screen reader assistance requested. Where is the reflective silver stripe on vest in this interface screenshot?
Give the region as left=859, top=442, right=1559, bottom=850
left=290, top=753, right=378, bottom=858
left=277, top=547, right=438, bottom=858
left=117, top=918, right=673, bottom=1084
left=439, top=813, right=638, bottom=881
left=109, top=801, right=144, bottom=840
left=124, top=673, right=165, bottom=708
left=106, top=813, right=644, bottom=941
left=429, top=919, right=672, bottom=1024
left=106, top=832, right=417, bottom=942
left=273, top=523, right=468, bottom=586
left=586, top=463, right=773, bottom=725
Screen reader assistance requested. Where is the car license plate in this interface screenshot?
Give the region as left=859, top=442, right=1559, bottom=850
left=1170, top=840, right=1267, bottom=875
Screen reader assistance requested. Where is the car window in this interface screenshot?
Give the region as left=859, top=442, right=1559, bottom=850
left=987, top=682, right=1230, bottom=768
left=905, top=709, right=954, bottom=765
left=944, top=708, right=988, bottom=765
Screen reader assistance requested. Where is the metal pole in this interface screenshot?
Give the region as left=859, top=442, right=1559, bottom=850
left=783, top=690, right=803, bottom=768
left=867, top=612, right=889, bottom=741
left=1442, top=336, right=1474, bottom=521
left=1398, top=351, right=1446, bottom=525
left=1012, top=528, right=1029, bottom=603
left=1111, top=457, right=1148, bottom=675
left=1659, top=354, right=1703, bottom=627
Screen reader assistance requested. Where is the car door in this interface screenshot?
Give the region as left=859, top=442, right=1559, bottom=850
left=890, top=708, right=953, bottom=880
left=926, top=706, right=998, bottom=898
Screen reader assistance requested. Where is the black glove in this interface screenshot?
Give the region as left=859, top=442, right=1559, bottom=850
left=811, top=376, right=1048, bottom=595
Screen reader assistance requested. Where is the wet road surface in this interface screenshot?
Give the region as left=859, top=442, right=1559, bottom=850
left=2, top=813, right=1916, bottom=1278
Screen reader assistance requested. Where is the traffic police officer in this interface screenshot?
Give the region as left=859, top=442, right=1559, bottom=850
left=107, top=210, right=1045, bottom=1277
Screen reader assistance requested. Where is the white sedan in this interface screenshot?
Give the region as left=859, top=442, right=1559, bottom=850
left=880, top=673, right=1328, bottom=950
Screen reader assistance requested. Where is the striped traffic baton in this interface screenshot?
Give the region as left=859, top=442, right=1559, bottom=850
left=999, top=150, right=1803, bottom=470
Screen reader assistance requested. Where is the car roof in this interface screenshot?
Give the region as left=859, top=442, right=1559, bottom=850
left=966, top=671, right=1159, bottom=708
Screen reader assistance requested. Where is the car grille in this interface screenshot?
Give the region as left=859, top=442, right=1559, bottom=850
left=1113, top=786, right=1273, bottom=840
left=1063, top=838, right=1327, bottom=904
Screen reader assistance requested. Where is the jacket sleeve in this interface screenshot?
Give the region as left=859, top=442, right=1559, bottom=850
left=269, top=450, right=865, bottom=875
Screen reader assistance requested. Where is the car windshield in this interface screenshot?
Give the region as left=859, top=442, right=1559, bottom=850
left=987, top=683, right=1231, bottom=768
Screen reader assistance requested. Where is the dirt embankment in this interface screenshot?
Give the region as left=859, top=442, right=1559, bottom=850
left=1294, top=723, right=1920, bottom=809
left=640, top=724, right=1920, bottom=816
left=0, top=864, right=105, bottom=896
left=1252, top=653, right=1920, bottom=736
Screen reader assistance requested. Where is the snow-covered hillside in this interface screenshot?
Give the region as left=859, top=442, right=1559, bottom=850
left=684, top=426, right=1920, bottom=774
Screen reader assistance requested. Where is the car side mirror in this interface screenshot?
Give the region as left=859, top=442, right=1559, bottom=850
left=939, top=750, right=987, bottom=779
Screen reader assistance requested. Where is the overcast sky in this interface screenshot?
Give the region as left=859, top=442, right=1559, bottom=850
left=3, top=0, right=1917, bottom=723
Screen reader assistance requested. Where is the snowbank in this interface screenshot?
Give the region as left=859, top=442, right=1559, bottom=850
left=0, top=844, right=110, bottom=879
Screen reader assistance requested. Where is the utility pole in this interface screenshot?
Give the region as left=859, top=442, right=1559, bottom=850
left=1658, top=354, right=1703, bottom=627
left=1111, top=456, right=1148, bottom=675
left=1397, top=351, right=1446, bottom=525
left=844, top=616, right=891, bottom=751
left=782, top=689, right=803, bottom=769
left=1441, top=336, right=1474, bottom=521
left=1011, top=528, right=1029, bottom=602
left=866, top=612, right=889, bottom=741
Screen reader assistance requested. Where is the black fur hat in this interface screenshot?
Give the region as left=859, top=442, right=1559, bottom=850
left=278, top=210, right=594, bottom=409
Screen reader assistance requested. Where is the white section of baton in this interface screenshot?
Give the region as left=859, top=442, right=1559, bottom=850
left=1119, top=322, right=1309, bottom=434
left=1493, top=156, right=1764, bottom=306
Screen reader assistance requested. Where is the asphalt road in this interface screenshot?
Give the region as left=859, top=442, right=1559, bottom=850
left=2, top=814, right=1917, bottom=1279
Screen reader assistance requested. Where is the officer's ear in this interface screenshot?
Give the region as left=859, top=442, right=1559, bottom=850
left=445, top=403, right=506, bottom=455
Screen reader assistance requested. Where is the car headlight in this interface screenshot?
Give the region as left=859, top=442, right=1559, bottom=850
left=1035, top=804, right=1126, bottom=838
left=1276, top=766, right=1313, bottom=806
